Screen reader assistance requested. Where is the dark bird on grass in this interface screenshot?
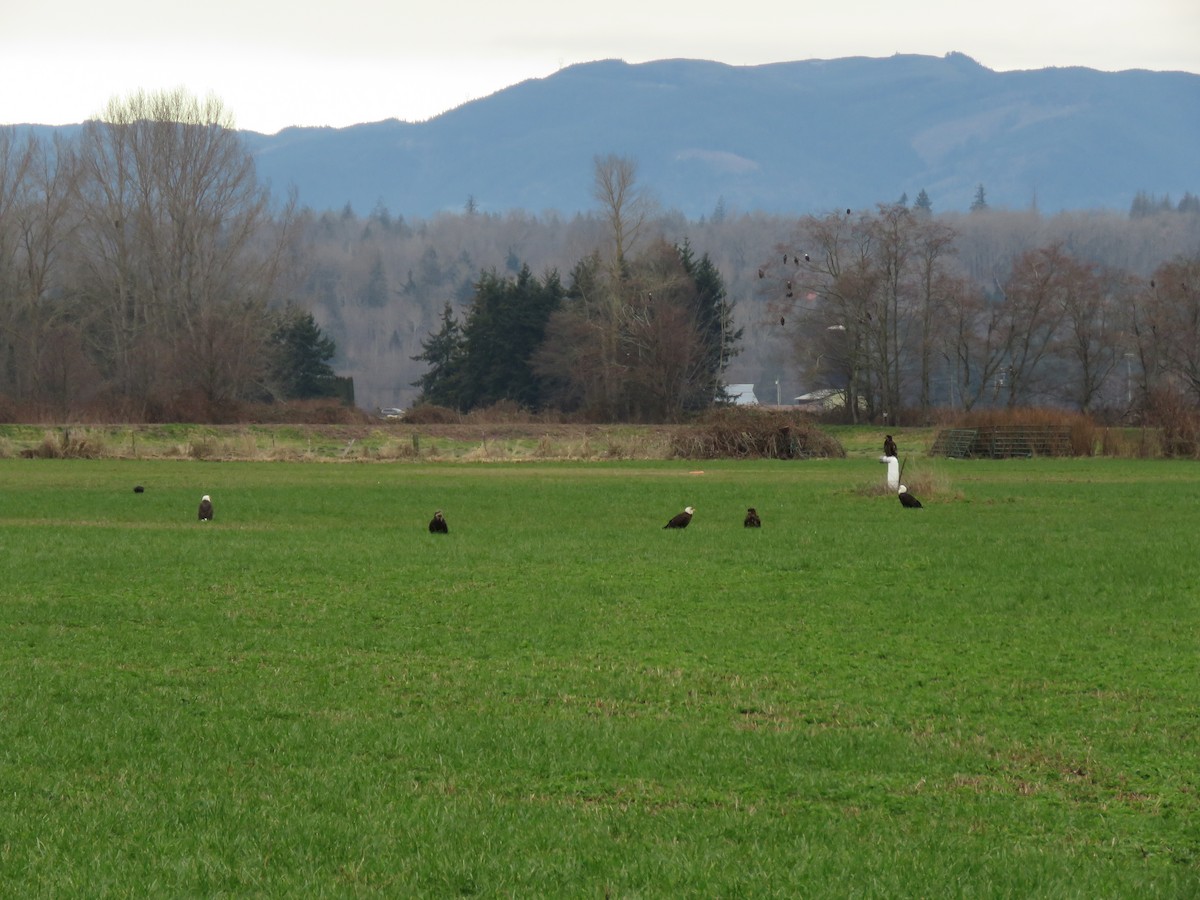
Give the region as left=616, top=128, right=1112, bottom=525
left=133, top=485, right=144, bottom=493
left=883, top=434, right=898, bottom=458
left=898, top=485, right=923, bottom=508
left=664, top=506, right=694, bottom=529
left=780, top=316, right=786, bottom=326
left=429, top=510, right=448, bottom=533
left=198, top=494, right=214, bottom=521
left=744, top=507, right=761, bottom=528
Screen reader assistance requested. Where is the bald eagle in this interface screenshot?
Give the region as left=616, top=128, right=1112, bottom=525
left=198, top=494, right=214, bottom=521
left=898, top=485, right=922, bottom=508
left=744, top=507, right=761, bottom=528
left=429, top=510, right=448, bottom=533
left=883, top=434, right=897, bottom=458
left=664, top=506, right=694, bottom=529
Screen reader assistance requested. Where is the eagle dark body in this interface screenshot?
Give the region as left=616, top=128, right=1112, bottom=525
left=429, top=510, right=448, bottom=533
left=664, top=507, right=694, bottom=529
left=198, top=495, right=214, bottom=521
left=744, top=508, right=761, bottom=527
left=898, top=486, right=922, bottom=508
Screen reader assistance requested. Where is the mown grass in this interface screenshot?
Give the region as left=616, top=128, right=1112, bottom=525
left=1, top=457, right=1198, bottom=896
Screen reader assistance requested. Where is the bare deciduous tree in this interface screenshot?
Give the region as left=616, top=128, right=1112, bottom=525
left=1147, top=256, right=1200, bottom=403
left=995, top=244, right=1072, bottom=405
left=0, top=129, right=82, bottom=415
left=911, top=216, right=958, bottom=410
left=1056, top=260, right=1122, bottom=411
left=592, top=154, right=650, bottom=278
left=73, top=89, right=294, bottom=416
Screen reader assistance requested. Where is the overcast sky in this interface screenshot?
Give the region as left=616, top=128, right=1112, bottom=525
left=2, top=0, right=1197, bottom=134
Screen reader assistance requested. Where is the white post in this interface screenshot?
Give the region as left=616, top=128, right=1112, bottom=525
left=879, top=454, right=899, bottom=490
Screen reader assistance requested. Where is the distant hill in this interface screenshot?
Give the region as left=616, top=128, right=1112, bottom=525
left=15, top=54, right=1199, bottom=218
left=236, top=53, right=1198, bottom=218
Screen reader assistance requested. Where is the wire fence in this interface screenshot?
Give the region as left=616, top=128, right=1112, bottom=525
left=930, top=425, right=1074, bottom=459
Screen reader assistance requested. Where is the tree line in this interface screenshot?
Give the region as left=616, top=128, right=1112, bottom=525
left=412, top=156, right=740, bottom=421
left=413, top=242, right=739, bottom=421
left=768, top=204, right=1200, bottom=422
left=404, top=192, right=1200, bottom=424
left=0, top=92, right=340, bottom=422
left=294, top=186, right=1198, bottom=421
left=4, top=90, right=1199, bottom=423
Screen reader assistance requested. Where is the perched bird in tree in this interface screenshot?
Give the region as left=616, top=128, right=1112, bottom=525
left=429, top=510, right=448, bottom=533
left=744, top=507, right=761, bottom=528
left=664, top=506, right=694, bottom=529
left=198, top=494, right=214, bottom=521
left=883, top=434, right=898, bottom=458
left=898, top=485, right=923, bottom=508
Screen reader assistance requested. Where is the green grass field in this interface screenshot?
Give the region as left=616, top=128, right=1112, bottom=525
left=1, top=456, right=1198, bottom=896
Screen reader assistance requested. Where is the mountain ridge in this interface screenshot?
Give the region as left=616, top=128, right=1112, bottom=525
left=16, top=53, right=1199, bottom=217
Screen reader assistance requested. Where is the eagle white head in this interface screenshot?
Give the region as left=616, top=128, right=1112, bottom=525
left=684, top=506, right=695, bottom=514
left=898, top=485, right=908, bottom=494
left=201, top=494, right=211, bottom=502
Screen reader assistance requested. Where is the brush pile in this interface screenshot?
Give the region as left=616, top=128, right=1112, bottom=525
left=669, top=408, right=845, bottom=460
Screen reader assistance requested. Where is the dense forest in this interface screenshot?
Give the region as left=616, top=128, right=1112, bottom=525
left=2, top=92, right=1199, bottom=424
left=290, top=183, right=1200, bottom=422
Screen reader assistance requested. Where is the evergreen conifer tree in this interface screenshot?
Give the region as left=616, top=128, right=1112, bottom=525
left=411, top=302, right=466, bottom=408
left=677, top=240, right=742, bottom=407
left=270, top=310, right=338, bottom=399
left=970, top=184, right=988, bottom=212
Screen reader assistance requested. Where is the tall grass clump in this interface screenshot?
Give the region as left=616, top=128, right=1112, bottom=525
left=1144, top=386, right=1200, bottom=458
left=18, top=427, right=108, bottom=459
left=855, top=457, right=956, bottom=500
left=1098, top=425, right=1163, bottom=458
